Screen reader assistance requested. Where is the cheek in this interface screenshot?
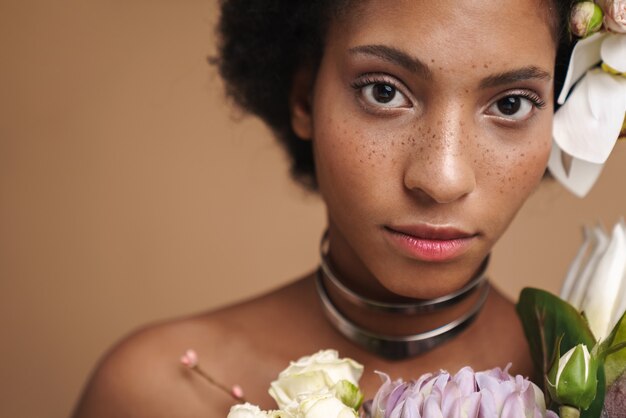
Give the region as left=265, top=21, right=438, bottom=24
left=476, top=128, right=552, bottom=228
left=313, top=111, right=400, bottom=206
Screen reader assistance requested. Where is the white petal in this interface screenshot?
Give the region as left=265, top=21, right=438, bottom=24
left=601, top=33, right=626, bottom=73
left=609, top=219, right=626, bottom=331
left=558, top=32, right=607, bottom=104
left=553, top=70, right=626, bottom=164
left=547, top=140, right=605, bottom=197
left=560, top=226, right=593, bottom=301
left=582, top=223, right=626, bottom=340
left=568, top=226, right=609, bottom=309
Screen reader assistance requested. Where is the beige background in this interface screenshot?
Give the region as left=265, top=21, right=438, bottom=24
left=1, top=1, right=625, bottom=417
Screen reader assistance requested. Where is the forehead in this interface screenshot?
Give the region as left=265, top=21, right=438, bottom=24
left=329, top=0, right=556, bottom=74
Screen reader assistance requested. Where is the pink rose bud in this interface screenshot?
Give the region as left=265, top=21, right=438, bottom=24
left=570, top=1, right=604, bottom=37
left=597, top=0, right=626, bottom=33
left=231, top=384, right=244, bottom=399
left=180, top=349, right=198, bottom=368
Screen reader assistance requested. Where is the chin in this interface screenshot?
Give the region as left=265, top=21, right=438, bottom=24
left=374, top=255, right=488, bottom=300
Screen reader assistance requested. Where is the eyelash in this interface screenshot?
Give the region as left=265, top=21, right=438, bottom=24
left=350, top=73, right=404, bottom=91
left=499, top=90, right=546, bottom=109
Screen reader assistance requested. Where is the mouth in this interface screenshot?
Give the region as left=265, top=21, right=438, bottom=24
left=383, top=224, right=478, bottom=262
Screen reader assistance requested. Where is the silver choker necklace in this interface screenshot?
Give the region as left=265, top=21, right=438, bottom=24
left=315, top=233, right=490, bottom=360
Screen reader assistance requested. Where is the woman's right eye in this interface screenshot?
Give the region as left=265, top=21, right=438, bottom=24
left=357, top=81, right=411, bottom=109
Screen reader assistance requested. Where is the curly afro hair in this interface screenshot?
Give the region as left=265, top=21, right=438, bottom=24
left=215, top=0, right=575, bottom=191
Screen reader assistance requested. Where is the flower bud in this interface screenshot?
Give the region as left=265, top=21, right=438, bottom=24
left=597, top=0, right=626, bottom=33
left=570, top=2, right=605, bottom=38
left=548, top=344, right=599, bottom=410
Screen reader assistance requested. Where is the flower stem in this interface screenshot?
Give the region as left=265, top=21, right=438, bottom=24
left=191, top=365, right=247, bottom=403
left=559, top=405, right=581, bottom=418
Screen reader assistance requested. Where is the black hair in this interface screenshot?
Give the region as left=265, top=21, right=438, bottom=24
left=215, top=0, right=575, bottom=191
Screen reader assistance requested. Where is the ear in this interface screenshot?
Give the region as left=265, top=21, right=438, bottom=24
left=289, top=67, right=315, bottom=140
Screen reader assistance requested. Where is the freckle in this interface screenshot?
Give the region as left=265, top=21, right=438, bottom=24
left=401, top=141, right=405, bottom=145
left=472, top=64, right=476, bottom=69
left=521, top=153, right=525, bottom=157
left=483, top=64, right=489, bottom=68
left=486, top=171, right=491, bottom=175
left=427, top=127, right=431, bottom=133
left=391, top=141, right=395, bottom=146
left=359, top=159, right=363, bottom=163
left=419, top=146, right=424, bottom=152
left=382, top=154, right=386, bottom=158
left=465, top=89, right=469, bottom=94
left=431, top=59, right=435, bottom=63
left=432, top=134, right=436, bottom=139
left=523, top=170, right=528, bottom=175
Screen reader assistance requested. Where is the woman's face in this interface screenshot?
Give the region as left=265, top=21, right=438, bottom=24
left=303, top=0, right=556, bottom=299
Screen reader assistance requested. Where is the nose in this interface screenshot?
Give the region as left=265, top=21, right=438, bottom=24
left=403, top=118, right=476, bottom=204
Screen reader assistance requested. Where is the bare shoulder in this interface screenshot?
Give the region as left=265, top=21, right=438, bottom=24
left=72, top=275, right=321, bottom=418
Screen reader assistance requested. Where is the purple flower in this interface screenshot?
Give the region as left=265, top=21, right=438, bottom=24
left=369, top=365, right=558, bottom=418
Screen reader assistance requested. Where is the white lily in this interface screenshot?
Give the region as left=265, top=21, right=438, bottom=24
left=561, top=220, right=626, bottom=340
left=549, top=32, right=626, bottom=197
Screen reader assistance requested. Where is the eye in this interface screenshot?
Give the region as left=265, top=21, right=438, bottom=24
left=352, top=76, right=412, bottom=110
left=361, top=83, right=411, bottom=108
left=487, top=93, right=545, bottom=122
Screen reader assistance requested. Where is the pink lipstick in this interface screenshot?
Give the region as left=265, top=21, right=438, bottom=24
left=383, top=224, right=477, bottom=262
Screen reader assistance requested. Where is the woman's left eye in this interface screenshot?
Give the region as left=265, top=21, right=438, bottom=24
left=487, top=94, right=543, bottom=121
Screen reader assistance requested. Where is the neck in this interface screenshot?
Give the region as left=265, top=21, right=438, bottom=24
left=316, top=232, right=490, bottom=359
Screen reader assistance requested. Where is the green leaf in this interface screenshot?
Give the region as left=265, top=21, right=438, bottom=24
left=600, top=311, right=626, bottom=385
left=517, top=288, right=597, bottom=383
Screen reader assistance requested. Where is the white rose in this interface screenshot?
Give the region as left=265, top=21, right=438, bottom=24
left=296, top=394, right=358, bottom=418
left=598, top=0, right=626, bottom=33
left=227, top=403, right=292, bottom=418
left=227, top=403, right=270, bottom=418
left=268, top=350, right=363, bottom=412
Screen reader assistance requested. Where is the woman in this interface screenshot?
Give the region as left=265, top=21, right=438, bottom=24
left=72, top=0, right=574, bottom=416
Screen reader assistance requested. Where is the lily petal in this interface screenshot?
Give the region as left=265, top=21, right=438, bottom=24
left=609, top=219, right=626, bottom=331
left=568, top=226, right=609, bottom=309
left=553, top=70, right=626, bottom=164
left=558, top=32, right=607, bottom=104
left=601, top=33, right=626, bottom=73
left=560, top=226, right=592, bottom=301
left=582, top=222, right=626, bottom=340
left=547, top=140, right=605, bottom=197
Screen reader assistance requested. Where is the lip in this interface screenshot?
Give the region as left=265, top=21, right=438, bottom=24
left=383, top=224, right=477, bottom=262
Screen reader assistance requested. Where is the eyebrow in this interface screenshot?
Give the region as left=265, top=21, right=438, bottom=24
left=348, top=44, right=432, bottom=79
left=348, top=44, right=551, bottom=88
left=479, top=66, right=552, bottom=88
